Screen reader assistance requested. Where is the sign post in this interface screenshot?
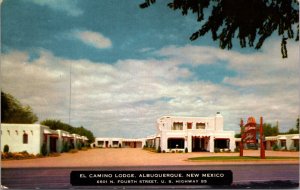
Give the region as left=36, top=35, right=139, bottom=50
left=239, top=119, right=244, bottom=157
left=240, top=116, right=265, bottom=159
left=260, top=117, right=265, bottom=159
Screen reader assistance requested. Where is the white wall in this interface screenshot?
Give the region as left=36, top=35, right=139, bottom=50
left=1, top=124, right=45, bottom=155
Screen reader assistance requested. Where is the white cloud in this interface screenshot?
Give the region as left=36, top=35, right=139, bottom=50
left=28, top=0, right=83, bottom=17
left=1, top=40, right=299, bottom=138
left=73, top=30, right=112, bottom=49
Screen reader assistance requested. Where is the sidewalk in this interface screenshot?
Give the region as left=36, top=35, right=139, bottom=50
left=1, top=148, right=299, bottom=168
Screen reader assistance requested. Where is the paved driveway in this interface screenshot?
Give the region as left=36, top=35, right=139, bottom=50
left=1, top=148, right=299, bottom=168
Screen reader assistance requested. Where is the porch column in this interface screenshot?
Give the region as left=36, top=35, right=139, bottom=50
left=46, top=135, right=50, bottom=154
left=229, top=138, right=235, bottom=152
left=188, top=135, right=192, bottom=152
left=57, top=130, right=63, bottom=153
left=209, top=136, right=214, bottom=152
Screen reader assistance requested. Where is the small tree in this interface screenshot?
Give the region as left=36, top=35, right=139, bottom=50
left=272, top=143, right=279, bottom=151
left=3, top=145, right=9, bottom=153
left=77, top=142, right=82, bottom=150
left=185, top=147, right=188, bottom=153
left=41, top=143, right=48, bottom=156
left=62, top=142, right=68, bottom=152
left=119, top=143, right=122, bottom=148
left=157, top=146, right=161, bottom=153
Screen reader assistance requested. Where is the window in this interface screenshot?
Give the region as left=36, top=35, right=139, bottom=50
left=97, top=141, right=104, bottom=146
left=187, top=123, right=192, bottom=129
left=280, top=140, right=286, bottom=147
left=167, top=138, right=184, bottom=149
left=112, top=141, right=119, bottom=146
left=196, top=123, right=205, bottom=129
left=293, top=139, right=299, bottom=148
left=23, top=133, right=28, bottom=144
left=172, top=122, right=183, bottom=130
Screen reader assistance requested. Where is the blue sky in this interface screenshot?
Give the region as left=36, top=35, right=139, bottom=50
left=1, top=0, right=299, bottom=138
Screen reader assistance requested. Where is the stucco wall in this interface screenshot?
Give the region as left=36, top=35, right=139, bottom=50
left=1, top=124, right=45, bottom=155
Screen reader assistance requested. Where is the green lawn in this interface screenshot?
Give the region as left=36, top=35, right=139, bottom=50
left=188, top=156, right=299, bottom=161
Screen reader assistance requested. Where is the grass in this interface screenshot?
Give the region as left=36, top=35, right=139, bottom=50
left=188, top=156, right=299, bottom=161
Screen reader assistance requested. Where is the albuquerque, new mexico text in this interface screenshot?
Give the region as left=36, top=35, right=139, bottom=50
left=80, top=172, right=225, bottom=184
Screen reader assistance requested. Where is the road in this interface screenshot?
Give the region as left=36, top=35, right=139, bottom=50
left=1, top=164, right=299, bottom=189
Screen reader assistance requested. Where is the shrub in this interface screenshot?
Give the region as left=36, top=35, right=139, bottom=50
left=172, top=150, right=175, bottom=153
left=77, top=142, right=82, bottom=150
left=119, top=143, right=122, bottom=148
left=272, top=143, right=279, bottom=151
left=1, top=152, right=12, bottom=159
left=41, top=143, right=48, bottom=156
left=62, top=142, right=70, bottom=152
left=157, top=146, right=161, bottom=153
left=185, top=147, right=188, bottom=153
left=21, top=151, right=29, bottom=156
left=214, top=148, right=220, bottom=153
left=3, top=145, right=9, bottom=153
left=162, top=150, right=166, bottom=153
left=178, top=150, right=183, bottom=153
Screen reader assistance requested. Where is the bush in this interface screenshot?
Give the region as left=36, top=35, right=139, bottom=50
left=162, top=150, right=166, bottom=153
left=62, top=142, right=70, bottom=152
left=185, top=147, right=188, bottom=153
left=1, top=152, right=13, bottom=159
left=3, top=145, right=9, bottom=153
left=81, top=147, right=88, bottom=151
left=41, top=143, right=48, bottom=156
left=157, top=146, right=161, bottom=153
left=119, top=143, right=122, bottom=148
left=214, top=148, right=220, bottom=153
left=272, top=143, right=279, bottom=151
left=2, top=152, right=35, bottom=160
left=77, top=142, right=82, bottom=150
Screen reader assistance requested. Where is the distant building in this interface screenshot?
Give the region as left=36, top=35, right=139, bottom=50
left=93, top=137, right=145, bottom=148
left=151, top=112, right=236, bottom=152
left=235, top=134, right=299, bottom=151
left=265, top=134, right=299, bottom=150
left=1, top=123, right=88, bottom=155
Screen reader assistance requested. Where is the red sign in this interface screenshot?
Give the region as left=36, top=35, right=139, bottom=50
left=242, top=117, right=257, bottom=143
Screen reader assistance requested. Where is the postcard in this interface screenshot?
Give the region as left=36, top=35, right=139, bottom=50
left=1, top=0, right=299, bottom=189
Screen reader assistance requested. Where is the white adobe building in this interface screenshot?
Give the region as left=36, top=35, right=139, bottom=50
left=272, top=134, right=299, bottom=150
left=235, top=134, right=299, bottom=151
left=1, top=123, right=88, bottom=155
left=153, top=112, right=236, bottom=152
left=94, top=137, right=145, bottom=148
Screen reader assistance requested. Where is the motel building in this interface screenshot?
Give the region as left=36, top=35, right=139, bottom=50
left=94, top=137, right=145, bottom=148
left=1, top=123, right=88, bottom=155
left=235, top=134, right=300, bottom=151
left=152, top=112, right=236, bottom=153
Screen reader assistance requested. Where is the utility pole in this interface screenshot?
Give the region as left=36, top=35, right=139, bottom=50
left=69, top=62, right=72, bottom=125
